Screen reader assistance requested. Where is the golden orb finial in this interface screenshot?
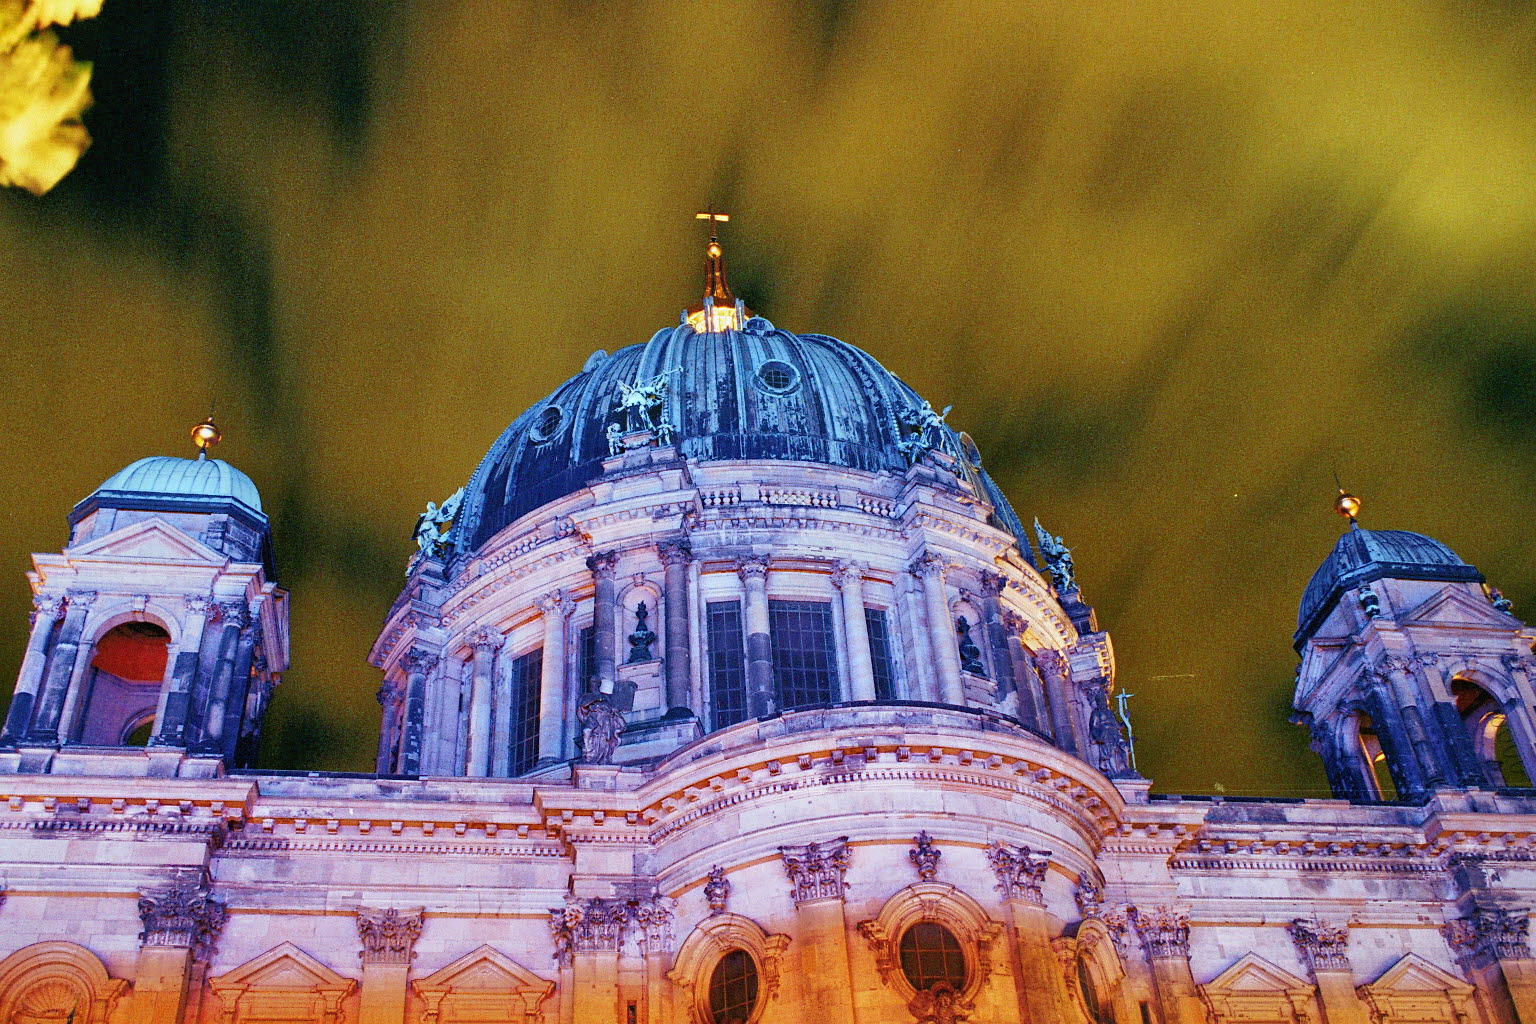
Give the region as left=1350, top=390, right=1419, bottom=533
left=191, top=416, right=222, bottom=456
left=1334, top=489, right=1361, bottom=521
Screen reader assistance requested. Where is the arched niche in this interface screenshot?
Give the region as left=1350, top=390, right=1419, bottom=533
left=1449, top=674, right=1535, bottom=788
left=73, top=620, right=172, bottom=745
left=0, top=941, right=129, bottom=1024
left=667, top=913, right=789, bottom=1024
left=855, top=882, right=1004, bottom=1007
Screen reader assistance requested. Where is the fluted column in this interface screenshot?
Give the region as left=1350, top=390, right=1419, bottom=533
left=28, top=590, right=95, bottom=743
left=399, top=648, right=437, bottom=776
left=737, top=556, right=775, bottom=718
left=465, top=629, right=498, bottom=776
left=659, top=540, right=693, bottom=715
left=912, top=554, right=964, bottom=705
left=2, top=595, right=61, bottom=743
left=199, top=601, right=249, bottom=749
left=1033, top=649, right=1078, bottom=754
left=537, top=591, right=573, bottom=764
left=833, top=561, right=877, bottom=701
left=588, top=551, right=619, bottom=695
left=153, top=595, right=209, bottom=747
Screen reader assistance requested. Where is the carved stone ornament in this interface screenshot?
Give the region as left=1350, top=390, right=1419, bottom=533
left=1443, top=907, right=1533, bottom=966
left=577, top=693, right=626, bottom=764
left=548, top=892, right=675, bottom=962
left=1074, top=877, right=1105, bottom=919
left=910, top=553, right=947, bottom=580
left=1287, top=918, right=1351, bottom=974
left=832, top=560, right=866, bottom=588
left=467, top=627, right=501, bottom=652
left=29, top=594, right=60, bottom=625
left=909, top=982, right=972, bottom=1024
left=736, top=555, right=770, bottom=581
left=780, top=837, right=851, bottom=904
left=587, top=550, right=620, bottom=577
left=911, top=832, right=942, bottom=881
left=1129, top=905, right=1191, bottom=960
left=404, top=648, right=439, bottom=676
left=183, top=593, right=211, bottom=616
left=1099, top=905, right=1136, bottom=956
left=704, top=866, right=730, bottom=914
left=626, top=601, right=657, bottom=663
left=356, top=907, right=424, bottom=965
left=988, top=843, right=1049, bottom=904
left=376, top=679, right=404, bottom=708
left=138, top=883, right=228, bottom=959
left=658, top=539, right=692, bottom=566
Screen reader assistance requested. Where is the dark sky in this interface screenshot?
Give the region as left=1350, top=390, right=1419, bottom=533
left=3, top=0, right=1535, bottom=795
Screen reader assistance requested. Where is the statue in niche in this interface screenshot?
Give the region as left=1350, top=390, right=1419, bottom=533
left=956, top=617, right=986, bottom=677
left=1033, top=518, right=1075, bottom=592
left=577, top=694, right=626, bottom=764
left=909, top=983, right=971, bottom=1024
left=626, top=602, right=657, bottom=663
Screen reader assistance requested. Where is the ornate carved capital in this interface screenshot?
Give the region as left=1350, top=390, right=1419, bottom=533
left=704, top=866, right=730, bottom=914
left=138, top=884, right=227, bottom=959
left=1381, top=655, right=1416, bottom=677
left=587, top=550, right=620, bottom=578
left=831, top=560, right=867, bottom=589
left=376, top=679, right=404, bottom=707
left=404, top=648, right=439, bottom=676
left=549, top=892, right=675, bottom=961
left=1501, top=654, right=1536, bottom=675
left=780, top=838, right=850, bottom=904
left=658, top=539, right=692, bottom=566
left=633, top=892, right=678, bottom=958
left=979, top=570, right=1007, bottom=597
left=356, top=907, right=423, bottom=965
left=467, top=627, right=501, bottom=652
left=217, top=601, right=249, bottom=629
left=736, top=555, right=771, bottom=582
left=1287, top=918, right=1351, bottom=974
left=183, top=594, right=211, bottom=616
left=909, top=552, right=947, bottom=580
left=988, top=843, right=1049, bottom=904
left=910, top=832, right=941, bottom=881
left=29, top=594, right=60, bottom=626
left=1074, top=877, right=1104, bottom=919
left=65, top=589, right=97, bottom=613
left=1099, top=905, right=1136, bottom=956
left=1443, top=908, right=1532, bottom=967
left=1129, top=906, right=1191, bottom=960
left=536, top=589, right=574, bottom=619
left=1032, top=648, right=1068, bottom=678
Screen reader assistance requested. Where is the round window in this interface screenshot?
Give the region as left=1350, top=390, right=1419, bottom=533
left=755, top=360, right=800, bottom=394
left=708, top=948, right=759, bottom=1024
left=898, top=922, right=967, bottom=994
left=530, top=405, right=564, bottom=443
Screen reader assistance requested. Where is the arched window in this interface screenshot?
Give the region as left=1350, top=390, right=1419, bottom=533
left=1352, top=712, right=1397, bottom=800
left=707, top=949, right=759, bottom=1024
left=1453, top=679, right=1532, bottom=788
left=73, top=622, right=169, bottom=746
left=898, top=922, right=968, bottom=994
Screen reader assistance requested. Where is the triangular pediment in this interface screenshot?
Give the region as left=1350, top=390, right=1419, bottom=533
left=1204, top=953, right=1310, bottom=994
left=414, top=944, right=554, bottom=998
left=1363, top=952, right=1471, bottom=995
left=67, top=517, right=225, bottom=565
left=211, top=941, right=354, bottom=994
left=1402, top=586, right=1516, bottom=631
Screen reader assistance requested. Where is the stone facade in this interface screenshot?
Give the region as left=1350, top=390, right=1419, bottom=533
left=2, top=241, right=1536, bottom=1024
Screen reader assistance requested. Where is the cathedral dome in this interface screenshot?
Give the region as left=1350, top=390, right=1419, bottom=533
left=452, top=316, right=1029, bottom=556
left=1294, top=524, right=1483, bottom=647
left=86, top=454, right=265, bottom=516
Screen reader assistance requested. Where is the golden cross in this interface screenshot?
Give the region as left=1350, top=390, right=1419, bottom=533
left=695, top=208, right=730, bottom=237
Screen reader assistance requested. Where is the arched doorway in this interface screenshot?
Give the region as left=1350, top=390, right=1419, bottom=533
left=72, top=622, right=169, bottom=746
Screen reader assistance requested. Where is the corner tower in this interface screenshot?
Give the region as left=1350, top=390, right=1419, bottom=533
left=0, top=419, right=288, bottom=776
left=371, top=223, right=1138, bottom=785
left=1293, top=493, right=1536, bottom=801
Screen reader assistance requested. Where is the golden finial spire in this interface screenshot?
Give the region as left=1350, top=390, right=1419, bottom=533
left=1334, top=487, right=1361, bottom=523
left=190, top=405, right=221, bottom=460
left=687, top=209, right=749, bottom=332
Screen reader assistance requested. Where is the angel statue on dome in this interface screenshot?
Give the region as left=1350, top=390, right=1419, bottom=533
left=613, top=371, right=675, bottom=432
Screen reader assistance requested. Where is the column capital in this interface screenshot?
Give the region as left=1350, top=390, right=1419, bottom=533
left=979, top=570, right=1008, bottom=596
left=736, top=555, right=771, bottom=582
left=1380, top=654, right=1417, bottom=678
left=183, top=593, right=211, bottom=616
left=586, top=550, right=620, bottom=578
left=356, top=907, right=424, bottom=966
left=376, top=679, right=404, bottom=707
left=1443, top=907, right=1532, bottom=968
left=549, top=895, right=632, bottom=963
left=28, top=594, right=61, bottom=626
left=214, top=601, right=249, bottom=628
left=64, top=589, right=97, bottom=612
left=831, top=560, right=867, bottom=589
left=404, top=648, right=439, bottom=676
left=138, top=883, right=228, bottom=960
left=780, top=837, right=850, bottom=904
left=1129, top=905, right=1191, bottom=959
left=658, top=539, right=692, bottom=566
left=1287, top=918, right=1352, bottom=975
left=1032, top=647, right=1068, bottom=677
left=988, top=842, right=1049, bottom=904
left=467, top=627, right=501, bottom=652
left=536, top=590, right=575, bottom=619
left=909, top=552, right=947, bottom=580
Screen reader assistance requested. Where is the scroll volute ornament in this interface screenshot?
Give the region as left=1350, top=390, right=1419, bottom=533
left=356, top=907, right=424, bottom=965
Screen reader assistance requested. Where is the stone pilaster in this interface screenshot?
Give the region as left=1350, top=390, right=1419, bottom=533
left=1131, top=906, right=1206, bottom=1024
left=399, top=648, right=438, bottom=776
left=1444, top=908, right=1536, bottom=1024
left=536, top=591, right=573, bottom=764
left=834, top=561, right=878, bottom=701
left=588, top=551, right=620, bottom=695
left=1032, top=648, right=1078, bottom=755
left=134, top=883, right=227, bottom=1024
left=912, top=554, right=965, bottom=705
left=199, top=601, right=249, bottom=750
left=465, top=628, right=499, bottom=776
left=990, top=844, right=1068, bottom=1024
left=153, top=593, right=207, bottom=747
left=357, top=907, right=423, bottom=1024
left=28, top=590, right=94, bottom=743
left=659, top=540, right=694, bottom=715
left=737, top=556, right=775, bottom=718
left=1288, top=919, right=1370, bottom=1024
left=1, top=594, right=61, bottom=743
left=780, top=838, right=855, bottom=1021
